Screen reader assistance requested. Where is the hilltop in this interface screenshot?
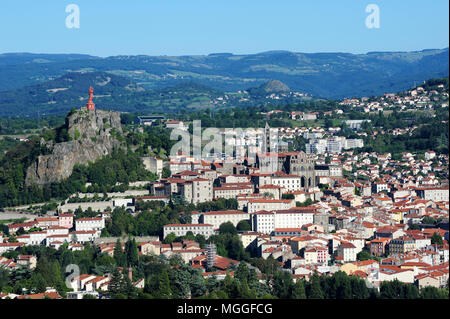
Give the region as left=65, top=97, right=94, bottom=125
left=0, top=101, right=151, bottom=207
left=25, top=106, right=125, bottom=185
left=262, top=80, right=290, bottom=93
left=247, top=80, right=291, bottom=96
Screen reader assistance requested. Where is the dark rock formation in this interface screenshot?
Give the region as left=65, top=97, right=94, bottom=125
left=25, top=107, right=124, bottom=185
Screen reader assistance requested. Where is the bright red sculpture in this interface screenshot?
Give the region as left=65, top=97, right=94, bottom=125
left=86, top=86, right=95, bottom=111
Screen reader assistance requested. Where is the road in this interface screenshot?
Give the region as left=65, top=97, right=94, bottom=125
left=0, top=211, right=36, bottom=221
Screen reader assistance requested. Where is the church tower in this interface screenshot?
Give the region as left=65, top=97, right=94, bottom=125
left=263, top=122, right=271, bottom=153
left=86, top=86, right=95, bottom=111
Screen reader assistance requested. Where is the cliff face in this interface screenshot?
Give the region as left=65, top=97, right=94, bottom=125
left=25, top=107, right=124, bottom=185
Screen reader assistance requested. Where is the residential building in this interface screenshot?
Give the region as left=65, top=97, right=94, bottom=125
left=199, top=210, right=250, bottom=229
left=163, top=224, right=214, bottom=239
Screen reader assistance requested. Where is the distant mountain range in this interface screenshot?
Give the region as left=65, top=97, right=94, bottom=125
left=0, top=49, right=448, bottom=96
left=0, top=71, right=313, bottom=117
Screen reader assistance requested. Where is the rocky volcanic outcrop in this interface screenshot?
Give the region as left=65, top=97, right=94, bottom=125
left=260, top=80, right=290, bottom=93
left=25, top=107, right=124, bottom=185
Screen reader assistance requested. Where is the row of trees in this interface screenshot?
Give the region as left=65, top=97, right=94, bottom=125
left=0, top=236, right=142, bottom=298
left=0, top=243, right=107, bottom=296
left=104, top=198, right=239, bottom=238
left=1, top=238, right=448, bottom=299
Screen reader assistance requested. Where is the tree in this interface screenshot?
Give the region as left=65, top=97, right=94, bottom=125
left=350, top=276, right=369, bottom=299
left=222, top=273, right=239, bottom=299
left=195, top=234, right=206, bottom=248
left=357, top=250, right=372, bottom=261
left=431, top=232, right=443, bottom=245
left=327, top=271, right=352, bottom=299
left=162, top=167, right=171, bottom=179
left=308, top=273, right=324, bottom=299
left=157, top=268, right=172, bottom=299
left=273, top=270, right=293, bottom=299
left=337, top=276, right=352, bottom=299
left=238, top=279, right=256, bottom=298
left=163, top=233, right=177, bottom=244
left=169, top=254, right=184, bottom=267
left=292, top=279, right=306, bottom=299
left=225, top=235, right=248, bottom=261
left=187, top=269, right=207, bottom=298
left=113, top=239, right=126, bottom=267
left=125, top=238, right=139, bottom=267
left=122, top=275, right=139, bottom=299
left=409, top=224, right=421, bottom=230
left=183, top=231, right=195, bottom=241
left=236, top=220, right=251, bottom=232
left=235, top=262, right=251, bottom=283
left=250, top=256, right=281, bottom=275
left=420, top=286, right=448, bottom=299
left=31, top=272, right=47, bottom=293
left=281, top=193, right=294, bottom=200
left=219, top=222, right=237, bottom=235
left=206, top=275, right=219, bottom=294
left=296, top=198, right=313, bottom=207
left=403, top=284, right=419, bottom=299
left=0, top=268, right=10, bottom=291
left=380, top=279, right=405, bottom=299
left=109, top=267, right=126, bottom=298
left=422, top=215, right=435, bottom=225
left=324, top=118, right=334, bottom=129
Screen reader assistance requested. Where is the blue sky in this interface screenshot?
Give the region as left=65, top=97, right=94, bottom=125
left=0, top=0, right=448, bottom=57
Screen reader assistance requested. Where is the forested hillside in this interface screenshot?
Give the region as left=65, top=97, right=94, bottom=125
left=0, top=48, right=448, bottom=99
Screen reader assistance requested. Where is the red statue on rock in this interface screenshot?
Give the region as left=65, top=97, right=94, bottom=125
left=86, top=86, right=95, bottom=111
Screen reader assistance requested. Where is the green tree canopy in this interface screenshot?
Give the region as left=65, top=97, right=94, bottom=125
left=219, top=222, right=238, bottom=235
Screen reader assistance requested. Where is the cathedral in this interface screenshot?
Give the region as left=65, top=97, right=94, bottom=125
left=256, top=123, right=316, bottom=188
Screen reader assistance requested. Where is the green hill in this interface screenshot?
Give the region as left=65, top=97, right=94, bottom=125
left=247, top=80, right=291, bottom=96
left=0, top=72, right=139, bottom=117
left=0, top=72, right=311, bottom=117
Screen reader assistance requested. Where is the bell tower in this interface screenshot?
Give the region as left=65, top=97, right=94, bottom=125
left=263, top=122, right=271, bottom=153
left=86, top=86, right=95, bottom=111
